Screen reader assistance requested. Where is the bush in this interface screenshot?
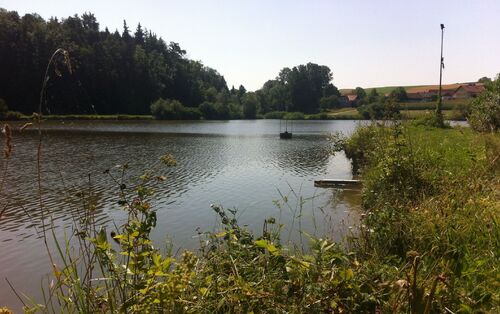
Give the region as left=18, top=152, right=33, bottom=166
left=410, top=115, right=451, bottom=128
left=151, top=98, right=201, bottom=120
left=198, top=101, right=234, bottom=120
left=358, top=99, right=400, bottom=120
left=3, top=111, right=23, bottom=120
left=467, top=76, right=500, bottom=132
left=306, top=112, right=329, bottom=120
left=357, top=102, right=384, bottom=119
left=198, top=101, right=218, bottom=119
left=241, top=93, right=259, bottom=119
left=283, top=112, right=305, bottom=120
left=264, top=111, right=286, bottom=119
left=319, top=95, right=340, bottom=110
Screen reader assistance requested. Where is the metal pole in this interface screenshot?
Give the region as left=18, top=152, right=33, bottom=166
left=436, top=24, right=445, bottom=125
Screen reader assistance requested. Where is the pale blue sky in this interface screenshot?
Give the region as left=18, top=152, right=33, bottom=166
left=1, top=0, right=499, bottom=90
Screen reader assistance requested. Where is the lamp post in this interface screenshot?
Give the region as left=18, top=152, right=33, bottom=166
left=436, top=23, right=445, bottom=126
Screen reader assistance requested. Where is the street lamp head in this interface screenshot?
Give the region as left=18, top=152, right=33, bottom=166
left=440, top=24, right=445, bottom=30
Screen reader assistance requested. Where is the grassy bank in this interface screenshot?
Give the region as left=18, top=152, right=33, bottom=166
left=400, top=109, right=465, bottom=120
left=33, top=114, right=153, bottom=120
left=345, top=123, right=499, bottom=312
left=1, top=113, right=154, bottom=121
left=1, top=108, right=465, bottom=122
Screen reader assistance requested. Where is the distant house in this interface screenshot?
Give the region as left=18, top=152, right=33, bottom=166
left=346, top=94, right=358, bottom=106
left=428, top=88, right=455, bottom=100
left=405, top=83, right=483, bottom=102
left=453, top=84, right=485, bottom=99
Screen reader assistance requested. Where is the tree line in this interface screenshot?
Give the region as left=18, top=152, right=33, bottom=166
left=0, top=9, right=228, bottom=115
left=0, top=9, right=343, bottom=119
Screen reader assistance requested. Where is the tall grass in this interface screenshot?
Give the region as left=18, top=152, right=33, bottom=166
left=346, top=123, right=500, bottom=312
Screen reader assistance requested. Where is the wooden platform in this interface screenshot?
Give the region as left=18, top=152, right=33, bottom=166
left=314, top=179, right=362, bottom=189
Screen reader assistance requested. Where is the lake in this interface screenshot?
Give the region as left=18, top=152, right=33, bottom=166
left=0, top=119, right=362, bottom=309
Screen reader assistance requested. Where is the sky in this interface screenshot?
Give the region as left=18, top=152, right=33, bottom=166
left=1, top=0, right=499, bottom=91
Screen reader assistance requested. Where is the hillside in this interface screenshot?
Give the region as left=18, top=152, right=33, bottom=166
left=340, top=82, right=478, bottom=95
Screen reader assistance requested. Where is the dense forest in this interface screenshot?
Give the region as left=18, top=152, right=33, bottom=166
left=0, top=9, right=229, bottom=115
left=0, top=8, right=341, bottom=118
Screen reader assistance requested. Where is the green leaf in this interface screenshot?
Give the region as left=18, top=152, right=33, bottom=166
left=254, top=239, right=279, bottom=255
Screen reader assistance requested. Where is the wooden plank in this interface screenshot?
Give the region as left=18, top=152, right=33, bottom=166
left=314, top=179, right=362, bottom=188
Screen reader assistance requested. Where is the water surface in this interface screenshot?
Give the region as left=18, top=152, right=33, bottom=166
left=0, top=119, right=361, bottom=309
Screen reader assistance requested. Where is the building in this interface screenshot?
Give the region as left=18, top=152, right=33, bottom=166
left=406, top=83, right=484, bottom=102
left=452, top=84, right=485, bottom=99
left=346, top=94, right=358, bottom=106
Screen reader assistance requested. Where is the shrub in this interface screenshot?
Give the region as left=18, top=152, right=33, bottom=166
left=198, top=101, right=218, bottom=119
left=411, top=115, right=451, bottom=128
left=357, top=99, right=400, bottom=120
left=198, top=101, right=232, bottom=120
left=357, top=102, right=384, bottom=119
left=151, top=98, right=201, bottom=120
left=319, top=95, right=340, bottom=110
left=264, top=111, right=286, bottom=119
left=306, top=112, right=329, bottom=120
left=467, top=76, right=500, bottom=132
left=283, top=112, right=305, bottom=120
left=241, top=93, right=259, bottom=119
left=2, top=111, right=23, bottom=120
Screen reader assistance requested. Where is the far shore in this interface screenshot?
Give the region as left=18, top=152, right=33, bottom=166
left=1, top=108, right=465, bottom=122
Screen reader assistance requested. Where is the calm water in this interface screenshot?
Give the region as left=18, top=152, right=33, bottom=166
left=0, top=119, right=361, bottom=309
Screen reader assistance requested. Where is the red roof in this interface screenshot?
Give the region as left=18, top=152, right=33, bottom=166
left=347, top=95, right=358, bottom=101
left=459, top=85, right=485, bottom=94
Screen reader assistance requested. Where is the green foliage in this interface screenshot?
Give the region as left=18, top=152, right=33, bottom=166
left=2, top=111, right=23, bottom=120
left=411, top=115, right=451, bottom=128
left=388, top=86, right=408, bottom=102
left=256, top=63, right=338, bottom=114
left=305, top=112, right=329, bottom=120
left=478, top=76, right=492, bottom=84
left=346, top=124, right=500, bottom=312
left=356, top=91, right=401, bottom=120
left=467, top=75, right=500, bottom=132
left=241, top=92, right=259, bottom=119
left=319, top=95, right=341, bottom=110
left=198, top=101, right=235, bottom=120
left=283, top=112, right=305, bottom=120
left=0, top=9, right=228, bottom=115
left=150, top=98, right=201, bottom=120
left=263, top=111, right=286, bottom=119
left=398, top=99, right=465, bottom=110
left=354, top=87, right=366, bottom=100
left=367, top=88, right=379, bottom=103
